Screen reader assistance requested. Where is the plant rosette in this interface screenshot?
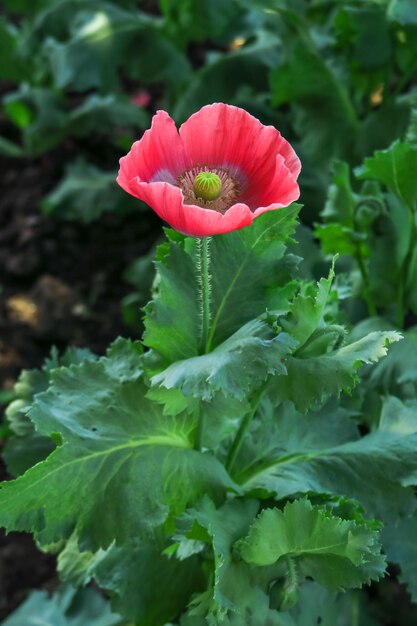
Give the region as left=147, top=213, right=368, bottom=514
left=0, top=105, right=408, bottom=626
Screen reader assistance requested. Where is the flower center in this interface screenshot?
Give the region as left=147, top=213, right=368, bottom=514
left=193, top=172, right=222, bottom=201
left=177, top=166, right=240, bottom=214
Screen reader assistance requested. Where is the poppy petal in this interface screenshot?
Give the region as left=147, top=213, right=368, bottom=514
left=129, top=179, right=254, bottom=236
left=251, top=154, right=300, bottom=211
left=117, top=110, right=190, bottom=195
left=179, top=103, right=299, bottom=207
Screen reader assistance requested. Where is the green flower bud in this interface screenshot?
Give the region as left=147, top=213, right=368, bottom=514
left=193, top=172, right=222, bottom=201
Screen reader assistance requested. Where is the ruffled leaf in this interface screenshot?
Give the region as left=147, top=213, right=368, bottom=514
left=0, top=339, right=233, bottom=549
left=236, top=499, right=386, bottom=590
left=151, top=319, right=296, bottom=401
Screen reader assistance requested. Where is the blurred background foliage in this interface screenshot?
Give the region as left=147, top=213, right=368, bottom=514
left=1, top=0, right=417, bottom=623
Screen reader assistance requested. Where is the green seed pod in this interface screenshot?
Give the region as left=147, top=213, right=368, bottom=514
left=193, top=172, right=222, bottom=201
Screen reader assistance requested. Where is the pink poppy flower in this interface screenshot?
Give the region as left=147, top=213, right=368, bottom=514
left=117, top=103, right=301, bottom=237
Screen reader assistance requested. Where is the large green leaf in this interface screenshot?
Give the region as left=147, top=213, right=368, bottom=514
left=59, top=535, right=204, bottom=623
left=68, top=93, right=149, bottom=136
left=388, top=0, right=417, bottom=25
left=151, top=319, right=296, bottom=401
left=179, top=581, right=379, bottom=626
left=235, top=398, right=417, bottom=522
left=380, top=398, right=417, bottom=601
left=236, top=499, right=385, bottom=590
left=272, top=327, right=401, bottom=412
left=356, top=141, right=417, bottom=208
left=42, top=159, right=143, bottom=222
left=360, top=324, right=417, bottom=399
left=335, top=5, right=392, bottom=71
left=94, top=543, right=205, bottom=625
left=383, top=511, right=417, bottom=602
left=39, top=1, right=190, bottom=90
left=174, top=496, right=298, bottom=623
left=3, top=346, right=95, bottom=477
left=1, top=585, right=125, bottom=626
left=271, top=331, right=401, bottom=412
left=0, top=19, right=29, bottom=82
left=288, top=581, right=379, bottom=626
left=0, top=339, right=233, bottom=549
left=3, top=85, right=67, bottom=155
left=175, top=497, right=260, bottom=616
left=143, top=206, right=300, bottom=369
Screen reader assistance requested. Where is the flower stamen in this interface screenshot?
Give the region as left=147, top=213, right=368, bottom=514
left=178, top=166, right=240, bottom=214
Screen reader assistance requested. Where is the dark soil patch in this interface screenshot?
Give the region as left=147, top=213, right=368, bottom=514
left=0, top=155, right=160, bottom=382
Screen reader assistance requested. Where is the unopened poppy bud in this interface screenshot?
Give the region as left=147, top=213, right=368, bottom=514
left=193, top=172, right=222, bottom=201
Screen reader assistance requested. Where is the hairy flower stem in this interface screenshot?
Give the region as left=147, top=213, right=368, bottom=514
left=226, top=383, right=267, bottom=473
left=195, top=236, right=212, bottom=451
left=197, top=236, right=212, bottom=354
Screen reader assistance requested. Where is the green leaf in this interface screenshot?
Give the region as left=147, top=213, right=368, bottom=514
left=94, top=543, right=205, bottom=625
left=180, top=581, right=379, bottom=626
left=42, top=159, right=143, bottom=222
left=383, top=511, right=417, bottom=601
left=0, top=19, right=29, bottom=82
left=57, top=533, right=109, bottom=587
left=335, top=6, right=392, bottom=71
left=315, top=223, right=360, bottom=258
left=3, top=346, right=95, bottom=477
left=321, top=161, right=356, bottom=226
left=288, top=581, right=379, bottom=626
left=406, top=108, right=417, bottom=147
left=271, top=331, right=401, bottom=412
left=176, top=497, right=293, bottom=623
left=315, top=161, right=367, bottom=258
left=1, top=585, right=125, bottom=626
left=40, top=2, right=190, bottom=91
left=280, top=263, right=336, bottom=348
left=176, top=497, right=260, bottom=615
left=143, top=206, right=300, bottom=370
left=151, top=319, right=296, bottom=401
left=378, top=395, right=417, bottom=434
left=270, top=43, right=359, bottom=164
left=388, top=0, right=417, bottom=25
left=362, top=324, right=417, bottom=399
left=0, top=339, right=232, bottom=549
left=236, top=398, right=417, bottom=522
left=4, top=86, right=67, bottom=155
left=68, top=93, right=149, bottom=136
left=147, top=385, right=250, bottom=458
left=356, top=141, right=417, bottom=208
left=236, top=499, right=385, bottom=590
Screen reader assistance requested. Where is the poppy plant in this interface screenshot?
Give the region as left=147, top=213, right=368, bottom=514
left=117, top=103, right=301, bottom=237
